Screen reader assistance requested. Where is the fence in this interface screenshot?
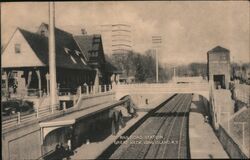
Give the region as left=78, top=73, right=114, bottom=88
left=2, top=89, right=41, bottom=100
left=220, top=106, right=250, bottom=158
left=234, top=84, right=250, bottom=106
left=217, top=124, right=248, bottom=158
left=210, top=81, right=249, bottom=158
left=2, top=84, right=113, bottom=130
left=114, top=82, right=209, bottom=92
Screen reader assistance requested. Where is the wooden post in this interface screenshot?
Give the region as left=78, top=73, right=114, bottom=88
left=36, top=105, right=39, bottom=118
left=63, top=102, right=66, bottom=111
left=99, top=85, right=102, bottom=93
left=17, top=112, right=21, bottom=124
left=46, top=73, right=50, bottom=95
left=27, top=71, right=33, bottom=89
left=79, top=86, right=82, bottom=95
left=36, top=70, right=42, bottom=97
left=93, top=86, right=95, bottom=94
left=86, top=85, right=89, bottom=95
left=5, top=71, right=9, bottom=97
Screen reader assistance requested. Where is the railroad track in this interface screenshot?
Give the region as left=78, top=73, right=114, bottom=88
left=111, top=94, right=185, bottom=159
left=109, top=94, right=192, bottom=159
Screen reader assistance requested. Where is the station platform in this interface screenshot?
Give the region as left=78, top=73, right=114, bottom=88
left=42, top=100, right=123, bottom=125
left=70, top=111, right=147, bottom=159
left=70, top=94, right=174, bottom=159
left=189, top=94, right=229, bottom=159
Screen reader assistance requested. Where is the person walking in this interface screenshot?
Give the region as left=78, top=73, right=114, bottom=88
left=13, top=79, right=18, bottom=94
left=67, top=139, right=71, bottom=151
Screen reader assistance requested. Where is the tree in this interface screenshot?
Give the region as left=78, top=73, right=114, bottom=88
left=106, top=50, right=171, bottom=83
left=135, top=57, right=146, bottom=82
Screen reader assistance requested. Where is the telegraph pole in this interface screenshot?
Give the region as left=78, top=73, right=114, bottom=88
left=152, top=36, right=162, bottom=83
left=49, top=2, right=57, bottom=111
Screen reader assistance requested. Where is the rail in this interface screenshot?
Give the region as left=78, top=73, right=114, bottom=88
left=2, top=89, right=41, bottom=99
left=114, top=82, right=209, bottom=90
left=2, top=84, right=113, bottom=130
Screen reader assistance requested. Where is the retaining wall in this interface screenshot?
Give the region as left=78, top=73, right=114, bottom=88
left=217, top=125, right=248, bottom=159
left=2, top=92, right=115, bottom=160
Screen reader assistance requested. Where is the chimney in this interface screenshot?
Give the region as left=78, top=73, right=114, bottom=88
left=81, top=28, right=87, bottom=35
left=41, top=30, right=46, bottom=36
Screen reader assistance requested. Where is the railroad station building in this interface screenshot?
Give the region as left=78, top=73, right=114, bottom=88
left=207, top=46, right=231, bottom=89
left=1, top=23, right=119, bottom=98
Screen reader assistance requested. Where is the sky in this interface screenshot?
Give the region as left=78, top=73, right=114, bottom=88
left=1, top=1, right=249, bottom=65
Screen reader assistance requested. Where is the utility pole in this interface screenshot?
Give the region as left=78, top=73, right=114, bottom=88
left=49, top=2, right=57, bottom=112
left=152, top=36, right=162, bottom=83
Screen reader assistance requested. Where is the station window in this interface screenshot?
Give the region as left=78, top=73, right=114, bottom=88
left=15, top=44, right=21, bottom=54
left=70, top=56, right=77, bottom=64
left=80, top=57, right=87, bottom=65
left=41, top=30, right=46, bottom=36
left=75, top=50, right=81, bottom=56
left=64, top=47, right=70, bottom=54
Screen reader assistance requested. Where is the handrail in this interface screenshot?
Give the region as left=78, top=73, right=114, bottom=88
left=2, top=84, right=113, bottom=130
left=37, top=149, right=54, bottom=160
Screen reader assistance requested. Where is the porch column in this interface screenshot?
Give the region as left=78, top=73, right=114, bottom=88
left=27, top=71, right=32, bottom=88
left=36, top=70, right=42, bottom=97
left=46, top=73, right=50, bottom=95
left=25, top=71, right=33, bottom=96
left=116, top=74, right=120, bottom=85
left=5, top=71, right=9, bottom=95
left=94, top=69, right=99, bottom=93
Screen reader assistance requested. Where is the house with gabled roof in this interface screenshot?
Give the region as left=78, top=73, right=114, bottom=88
left=1, top=23, right=119, bottom=98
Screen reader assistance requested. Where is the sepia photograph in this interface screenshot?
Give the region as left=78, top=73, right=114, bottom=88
left=1, top=1, right=249, bottom=159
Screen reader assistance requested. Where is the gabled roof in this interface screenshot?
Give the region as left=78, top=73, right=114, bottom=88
left=74, top=35, right=122, bottom=74
left=208, top=46, right=230, bottom=53
left=18, top=24, right=91, bottom=70
left=74, top=34, right=105, bottom=62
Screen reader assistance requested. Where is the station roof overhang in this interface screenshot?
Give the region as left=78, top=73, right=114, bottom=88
left=39, top=119, right=75, bottom=128
left=39, top=99, right=125, bottom=140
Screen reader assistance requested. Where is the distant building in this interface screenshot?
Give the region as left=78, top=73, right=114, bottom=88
left=1, top=23, right=119, bottom=98
left=96, top=24, right=133, bottom=56
left=207, top=46, right=231, bottom=89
